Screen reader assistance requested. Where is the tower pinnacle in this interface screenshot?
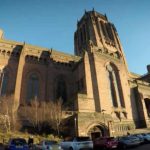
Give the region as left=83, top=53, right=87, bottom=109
left=0, top=29, right=4, bottom=39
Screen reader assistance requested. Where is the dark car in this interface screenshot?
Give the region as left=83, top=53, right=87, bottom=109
left=93, top=137, right=118, bottom=149
left=133, top=134, right=145, bottom=144
left=6, top=138, right=29, bottom=150
left=118, top=136, right=141, bottom=150
left=141, top=133, right=150, bottom=143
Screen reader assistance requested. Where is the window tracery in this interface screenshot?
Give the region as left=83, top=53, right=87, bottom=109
left=106, top=63, right=125, bottom=108
left=0, top=69, right=9, bottom=96
left=26, top=73, right=39, bottom=102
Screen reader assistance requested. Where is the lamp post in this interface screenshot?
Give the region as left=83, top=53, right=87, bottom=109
left=101, top=109, right=106, bottom=136
left=101, top=109, right=106, bottom=125
left=74, top=116, right=77, bottom=137
left=108, top=120, right=113, bottom=137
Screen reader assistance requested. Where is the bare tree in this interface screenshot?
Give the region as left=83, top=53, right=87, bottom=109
left=19, top=97, right=65, bottom=135
left=46, top=98, right=63, bottom=136
left=20, top=97, right=44, bottom=132
left=0, top=95, right=18, bottom=132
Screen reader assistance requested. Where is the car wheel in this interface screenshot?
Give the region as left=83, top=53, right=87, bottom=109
left=122, top=144, right=127, bottom=150
left=93, top=146, right=98, bottom=150
left=103, top=146, right=107, bottom=150
left=69, top=147, right=73, bottom=150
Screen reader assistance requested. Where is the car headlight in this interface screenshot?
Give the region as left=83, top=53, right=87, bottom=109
left=47, top=146, right=52, bottom=150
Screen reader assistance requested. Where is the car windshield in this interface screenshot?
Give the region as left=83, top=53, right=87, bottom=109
left=129, top=136, right=137, bottom=139
left=45, top=141, right=58, bottom=145
left=76, top=137, right=90, bottom=141
left=11, top=139, right=27, bottom=145
left=120, top=137, right=130, bottom=140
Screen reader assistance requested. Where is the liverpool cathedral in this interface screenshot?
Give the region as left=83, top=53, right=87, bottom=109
left=0, top=10, right=150, bottom=137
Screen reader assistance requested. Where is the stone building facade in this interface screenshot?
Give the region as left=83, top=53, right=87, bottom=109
left=0, top=10, right=150, bottom=137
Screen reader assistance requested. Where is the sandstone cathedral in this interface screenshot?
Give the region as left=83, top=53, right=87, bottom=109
left=0, top=10, right=150, bottom=137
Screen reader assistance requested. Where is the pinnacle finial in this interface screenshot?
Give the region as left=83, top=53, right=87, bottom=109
left=0, top=29, right=4, bottom=39
left=105, top=13, right=108, bottom=20
left=85, top=9, right=87, bottom=14
left=92, top=8, right=95, bottom=12
left=147, top=65, right=150, bottom=73
left=77, top=19, right=79, bottom=26
left=23, top=41, right=26, bottom=48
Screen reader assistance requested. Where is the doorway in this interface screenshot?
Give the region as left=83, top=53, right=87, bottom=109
left=88, top=125, right=108, bottom=140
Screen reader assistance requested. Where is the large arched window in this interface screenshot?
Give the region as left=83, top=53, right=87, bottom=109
left=55, top=77, right=67, bottom=103
left=0, top=70, right=9, bottom=96
left=106, top=63, right=125, bottom=108
left=26, top=73, right=39, bottom=102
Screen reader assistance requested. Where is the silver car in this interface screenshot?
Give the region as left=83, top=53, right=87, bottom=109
left=36, top=140, right=63, bottom=150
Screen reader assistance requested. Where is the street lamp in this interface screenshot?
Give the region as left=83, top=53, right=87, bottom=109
left=101, top=109, right=106, bottom=125
left=108, top=120, right=113, bottom=137
left=101, top=109, right=106, bottom=136
left=74, top=116, right=77, bottom=137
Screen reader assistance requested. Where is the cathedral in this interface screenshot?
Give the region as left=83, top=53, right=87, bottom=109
left=0, top=10, right=150, bottom=137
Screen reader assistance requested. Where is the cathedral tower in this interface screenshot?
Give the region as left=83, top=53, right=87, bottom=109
left=74, top=10, right=134, bottom=137
left=74, top=10, right=126, bottom=64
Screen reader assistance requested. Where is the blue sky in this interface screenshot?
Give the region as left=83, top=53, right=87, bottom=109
left=0, top=0, right=150, bottom=75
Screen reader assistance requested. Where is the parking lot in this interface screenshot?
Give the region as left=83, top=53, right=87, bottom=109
left=0, top=134, right=150, bottom=150
left=0, top=144, right=150, bottom=150
left=130, top=143, right=150, bottom=150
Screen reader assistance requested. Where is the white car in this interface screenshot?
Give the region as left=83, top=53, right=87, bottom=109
left=60, top=137, right=93, bottom=150
left=36, top=140, right=63, bottom=150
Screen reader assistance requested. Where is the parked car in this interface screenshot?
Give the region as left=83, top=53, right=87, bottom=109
left=36, top=140, right=63, bottom=150
left=6, top=138, right=29, bottom=150
left=117, top=136, right=141, bottom=149
left=0, top=143, right=4, bottom=150
left=141, top=133, right=150, bottom=143
left=60, top=137, right=93, bottom=150
left=93, top=137, right=118, bottom=149
left=133, top=134, right=145, bottom=144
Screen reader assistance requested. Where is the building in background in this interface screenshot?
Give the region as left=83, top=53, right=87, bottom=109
left=0, top=10, right=150, bottom=137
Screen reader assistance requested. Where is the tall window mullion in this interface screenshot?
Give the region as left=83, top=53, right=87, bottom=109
left=109, top=71, right=118, bottom=107
left=26, top=73, right=39, bottom=102
left=107, top=64, right=125, bottom=108
left=0, top=72, right=8, bottom=96
left=0, top=71, right=3, bottom=95
left=56, top=78, right=67, bottom=103
left=115, top=71, right=125, bottom=108
left=112, top=71, right=121, bottom=107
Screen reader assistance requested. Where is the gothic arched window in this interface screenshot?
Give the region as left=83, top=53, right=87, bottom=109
left=0, top=71, right=9, bottom=96
left=26, top=73, right=39, bottom=102
left=100, top=21, right=108, bottom=38
left=56, top=77, right=67, bottom=103
left=106, top=23, right=115, bottom=41
left=107, top=63, right=125, bottom=108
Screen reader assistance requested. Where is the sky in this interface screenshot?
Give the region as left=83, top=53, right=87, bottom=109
left=0, top=0, right=150, bottom=75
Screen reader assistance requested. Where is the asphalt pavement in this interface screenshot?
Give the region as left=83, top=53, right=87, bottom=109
left=130, top=143, right=150, bottom=150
